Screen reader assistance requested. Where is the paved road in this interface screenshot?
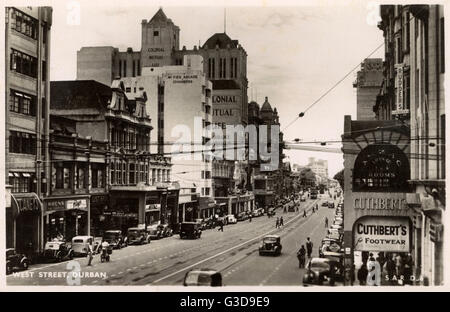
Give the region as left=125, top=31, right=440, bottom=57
left=7, top=196, right=335, bottom=286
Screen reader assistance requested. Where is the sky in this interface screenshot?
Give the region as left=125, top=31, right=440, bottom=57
left=44, top=0, right=385, bottom=178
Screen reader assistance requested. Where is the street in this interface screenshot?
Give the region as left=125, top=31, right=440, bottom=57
left=7, top=197, right=335, bottom=286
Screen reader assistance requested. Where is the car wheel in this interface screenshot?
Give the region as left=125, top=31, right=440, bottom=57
left=22, top=261, right=29, bottom=270
left=6, top=264, right=12, bottom=275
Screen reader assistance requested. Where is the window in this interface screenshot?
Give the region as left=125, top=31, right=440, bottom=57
left=77, top=166, right=85, bottom=189
left=10, top=49, right=38, bottom=78
left=54, top=163, right=71, bottom=190
left=129, top=163, right=135, bottom=184
left=42, top=23, right=47, bottom=44
left=42, top=61, right=46, bottom=81
left=153, top=31, right=159, bottom=36
left=440, top=17, right=445, bottom=73
left=202, top=187, right=210, bottom=196
left=9, top=131, right=36, bottom=154
left=125, top=87, right=131, bottom=92
left=9, top=173, right=33, bottom=193
left=9, top=89, right=36, bottom=115
left=117, top=162, right=122, bottom=184
left=11, top=8, right=38, bottom=40
left=91, top=167, right=98, bottom=188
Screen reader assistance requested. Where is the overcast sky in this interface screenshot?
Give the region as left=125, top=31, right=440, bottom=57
left=42, top=0, right=385, bottom=178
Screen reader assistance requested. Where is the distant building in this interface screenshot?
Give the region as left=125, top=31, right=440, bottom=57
left=307, top=157, right=328, bottom=180
left=353, top=58, right=384, bottom=120
left=5, top=7, right=53, bottom=254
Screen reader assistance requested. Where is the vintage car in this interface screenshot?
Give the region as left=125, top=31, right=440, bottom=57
left=147, top=224, right=164, bottom=240
left=328, top=202, right=335, bottom=209
left=183, top=268, right=223, bottom=286
left=6, top=248, right=30, bottom=275
left=319, top=239, right=343, bottom=257
left=300, top=195, right=307, bottom=202
left=267, top=207, right=276, bottom=217
left=259, top=235, right=282, bottom=256
left=72, top=236, right=95, bottom=256
left=226, top=214, right=237, bottom=224
left=236, top=212, right=249, bottom=222
left=252, top=209, right=261, bottom=217
left=179, top=222, right=202, bottom=239
left=321, top=201, right=329, bottom=207
left=194, top=219, right=207, bottom=230
left=43, top=241, right=74, bottom=262
left=127, top=227, right=150, bottom=245
left=103, top=230, right=125, bottom=249
left=302, top=257, right=343, bottom=286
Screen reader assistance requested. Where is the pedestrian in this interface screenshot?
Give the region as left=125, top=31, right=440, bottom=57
left=87, top=242, right=94, bottom=266
left=279, top=216, right=284, bottom=227
left=316, top=204, right=318, bottom=211
left=218, top=219, right=224, bottom=232
left=403, top=253, right=413, bottom=285
left=275, top=217, right=280, bottom=229
left=384, top=253, right=396, bottom=285
left=325, top=217, right=328, bottom=228
left=297, top=245, right=306, bottom=268
left=306, top=237, right=313, bottom=258
left=249, top=214, right=252, bottom=223
left=303, top=209, right=307, bottom=218
left=357, top=262, right=368, bottom=285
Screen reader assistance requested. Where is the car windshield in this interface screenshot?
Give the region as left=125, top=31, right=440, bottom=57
left=72, top=239, right=84, bottom=243
left=128, top=230, right=140, bottom=235
left=181, top=224, right=195, bottom=231
left=310, top=260, right=330, bottom=269
left=104, top=233, right=119, bottom=239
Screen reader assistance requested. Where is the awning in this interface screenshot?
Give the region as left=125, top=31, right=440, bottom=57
left=11, top=193, right=42, bottom=219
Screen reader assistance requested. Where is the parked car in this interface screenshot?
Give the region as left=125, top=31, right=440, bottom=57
left=147, top=224, right=164, bottom=240
left=183, top=268, right=223, bottom=286
left=252, top=209, right=261, bottom=217
left=103, top=230, right=126, bottom=249
left=267, top=207, right=276, bottom=217
left=321, top=201, right=329, bottom=207
left=302, top=257, right=342, bottom=286
left=6, top=248, right=30, bottom=275
left=328, top=202, right=335, bottom=209
left=179, top=222, right=202, bottom=239
left=236, top=212, right=249, bottom=222
left=226, top=214, right=237, bottom=224
left=71, top=236, right=95, bottom=256
left=43, top=241, right=74, bottom=262
left=194, top=219, right=207, bottom=230
left=259, top=235, right=282, bottom=256
left=127, top=227, right=150, bottom=245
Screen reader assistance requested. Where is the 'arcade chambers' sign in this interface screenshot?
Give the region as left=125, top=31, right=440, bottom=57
left=354, top=217, right=410, bottom=252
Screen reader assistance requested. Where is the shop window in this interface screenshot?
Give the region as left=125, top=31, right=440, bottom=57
left=76, top=166, right=85, bottom=189
left=9, top=173, right=32, bottom=193
left=111, top=162, right=115, bottom=185
left=352, top=143, right=410, bottom=192
left=54, top=163, right=72, bottom=190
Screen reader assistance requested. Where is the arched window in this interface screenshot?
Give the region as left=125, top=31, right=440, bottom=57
left=352, top=143, right=410, bottom=192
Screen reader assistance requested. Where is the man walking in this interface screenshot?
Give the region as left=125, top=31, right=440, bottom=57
left=87, top=242, right=94, bottom=266
left=275, top=217, right=280, bottom=229
left=218, top=219, right=224, bottom=232
left=325, top=217, right=328, bottom=228
left=279, top=216, right=284, bottom=227
left=303, top=209, right=307, bottom=218
left=306, top=237, right=313, bottom=258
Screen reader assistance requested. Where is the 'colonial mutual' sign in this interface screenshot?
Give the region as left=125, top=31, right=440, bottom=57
left=354, top=217, right=410, bottom=252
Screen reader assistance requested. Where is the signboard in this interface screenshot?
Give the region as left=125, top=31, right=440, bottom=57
left=211, top=89, right=241, bottom=125
left=354, top=217, right=410, bottom=252
left=45, top=199, right=66, bottom=212
left=67, top=199, right=88, bottom=211
left=392, top=63, right=409, bottom=116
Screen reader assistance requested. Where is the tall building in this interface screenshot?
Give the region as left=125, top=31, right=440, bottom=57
left=375, top=4, right=445, bottom=285
left=307, top=157, right=329, bottom=180
left=120, top=55, right=216, bottom=219
left=5, top=7, right=53, bottom=254
left=353, top=58, right=384, bottom=120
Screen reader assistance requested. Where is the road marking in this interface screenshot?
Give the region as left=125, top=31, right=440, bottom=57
left=149, top=200, right=318, bottom=285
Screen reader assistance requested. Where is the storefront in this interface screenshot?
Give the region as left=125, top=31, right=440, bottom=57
left=199, top=197, right=216, bottom=219
left=341, top=117, right=414, bottom=286
left=44, top=196, right=90, bottom=243
left=9, top=193, right=43, bottom=254
left=89, top=193, right=109, bottom=237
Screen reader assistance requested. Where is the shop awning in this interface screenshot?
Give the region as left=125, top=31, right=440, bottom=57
left=11, top=192, right=42, bottom=219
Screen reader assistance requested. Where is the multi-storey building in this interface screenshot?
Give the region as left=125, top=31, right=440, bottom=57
left=353, top=58, right=384, bottom=121
left=307, top=157, right=329, bottom=181
left=50, top=79, right=178, bottom=233
left=375, top=4, right=445, bottom=285
left=5, top=7, right=52, bottom=254
left=120, top=54, right=215, bottom=219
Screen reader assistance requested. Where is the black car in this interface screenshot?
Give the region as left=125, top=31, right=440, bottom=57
left=43, top=241, right=74, bottom=262
left=236, top=212, right=249, bottom=222
left=302, top=257, right=343, bottom=286
left=259, top=235, right=282, bottom=256
left=103, top=230, right=126, bottom=249
left=179, top=222, right=202, bottom=239
left=183, top=268, right=223, bottom=286
left=6, top=248, right=30, bottom=275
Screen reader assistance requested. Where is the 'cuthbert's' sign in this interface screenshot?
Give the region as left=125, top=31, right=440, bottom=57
left=354, top=197, right=407, bottom=210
